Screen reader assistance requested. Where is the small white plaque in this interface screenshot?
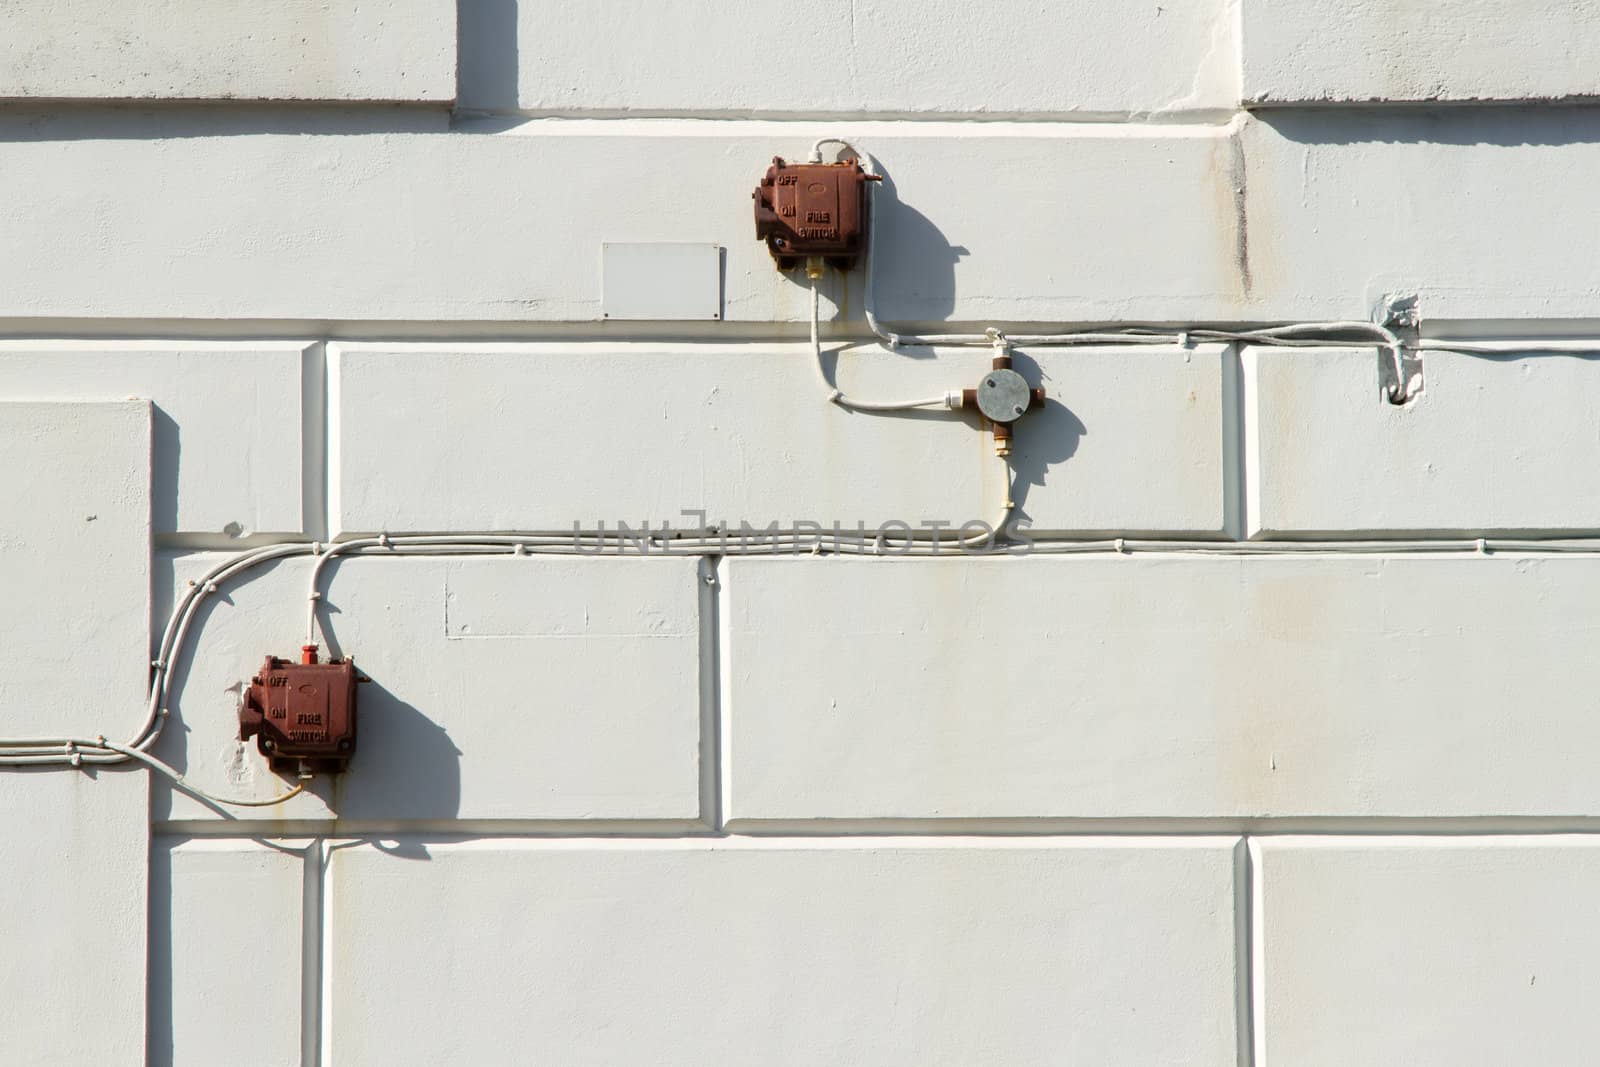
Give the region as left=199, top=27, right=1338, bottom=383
left=601, top=242, right=721, bottom=320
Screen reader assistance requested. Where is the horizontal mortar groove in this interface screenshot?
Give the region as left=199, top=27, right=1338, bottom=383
left=459, top=107, right=1244, bottom=126
left=9, top=320, right=1600, bottom=343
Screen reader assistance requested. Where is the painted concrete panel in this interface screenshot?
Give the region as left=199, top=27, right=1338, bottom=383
left=327, top=839, right=1239, bottom=1066
left=0, top=118, right=1241, bottom=325
left=331, top=342, right=996, bottom=537
left=1243, top=0, right=1600, bottom=105
left=1013, top=344, right=1232, bottom=536
left=0, top=771, right=148, bottom=1067
left=1248, top=346, right=1600, bottom=535
left=0, top=342, right=308, bottom=536
left=725, top=554, right=1600, bottom=820
left=0, top=401, right=150, bottom=1063
left=0, top=400, right=150, bottom=739
left=149, top=839, right=304, bottom=1067
left=1, top=0, right=456, bottom=102
left=324, top=342, right=1222, bottom=537
left=492, top=0, right=1237, bottom=117
left=1255, top=837, right=1600, bottom=1066
left=1242, top=110, right=1600, bottom=321
left=153, top=554, right=703, bottom=824
left=0, top=110, right=1559, bottom=325
left=332, top=342, right=1227, bottom=538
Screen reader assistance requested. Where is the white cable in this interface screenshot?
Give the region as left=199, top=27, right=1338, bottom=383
left=0, top=540, right=312, bottom=765
left=307, top=535, right=394, bottom=646
left=809, top=269, right=960, bottom=412
left=808, top=138, right=1411, bottom=403
left=0, top=735, right=305, bottom=807
left=98, top=738, right=307, bottom=808
left=808, top=137, right=855, bottom=163
left=808, top=274, right=842, bottom=402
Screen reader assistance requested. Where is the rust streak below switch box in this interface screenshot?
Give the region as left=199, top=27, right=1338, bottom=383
left=241, top=655, right=359, bottom=774
left=753, top=156, right=878, bottom=271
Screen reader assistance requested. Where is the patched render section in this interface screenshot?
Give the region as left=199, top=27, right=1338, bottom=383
left=1146, top=0, right=1243, bottom=119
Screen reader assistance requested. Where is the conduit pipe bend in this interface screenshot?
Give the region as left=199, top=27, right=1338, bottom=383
left=1, top=522, right=1032, bottom=784
left=806, top=138, right=1411, bottom=404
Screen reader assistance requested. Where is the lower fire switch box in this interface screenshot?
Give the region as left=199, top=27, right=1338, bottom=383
left=240, top=653, right=359, bottom=774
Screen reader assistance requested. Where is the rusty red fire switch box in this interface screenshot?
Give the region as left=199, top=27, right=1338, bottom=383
left=753, top=156, right=879, bottom=271
left=240, top=651, right=359, bottom=774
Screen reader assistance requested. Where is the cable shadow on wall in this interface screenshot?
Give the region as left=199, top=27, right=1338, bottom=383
left=868, top=168, right=969, bottom=331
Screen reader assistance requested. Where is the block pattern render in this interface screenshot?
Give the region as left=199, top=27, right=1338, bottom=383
left=6, top=2, right=1600, bottom=1064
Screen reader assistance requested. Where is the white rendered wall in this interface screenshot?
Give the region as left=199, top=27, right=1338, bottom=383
left=0, top=0, right=456, bottom=102
left=6, top=3, right=1600, bottom=1065
left=0, top=402, right=150, bottom=1064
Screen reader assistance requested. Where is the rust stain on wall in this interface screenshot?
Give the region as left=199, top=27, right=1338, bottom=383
left=1229, top=131, right=1254, bottom=299
left=1207, top=126, right=1255, bottom=305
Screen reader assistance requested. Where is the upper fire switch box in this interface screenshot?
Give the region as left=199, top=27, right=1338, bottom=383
left=753, top=156, right=879, bottom=271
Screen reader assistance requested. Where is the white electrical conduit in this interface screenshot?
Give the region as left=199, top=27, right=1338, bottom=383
left=809, top=274, right=960, bottom=412
left=10, top=529, right=1600, bottom=789
left=101, top=740, right=307, bottom=808
left=806, top=138, right=1413, bottom=403
left=3, top=522, right=1029, bottom=783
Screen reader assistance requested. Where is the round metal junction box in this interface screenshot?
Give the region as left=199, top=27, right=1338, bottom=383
left=975, top=368, right=1033, bottom=423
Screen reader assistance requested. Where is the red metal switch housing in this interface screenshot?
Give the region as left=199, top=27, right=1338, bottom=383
left=753, top=156, right=879, bottom=271
left=240, top=653, right=359, bottom=773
